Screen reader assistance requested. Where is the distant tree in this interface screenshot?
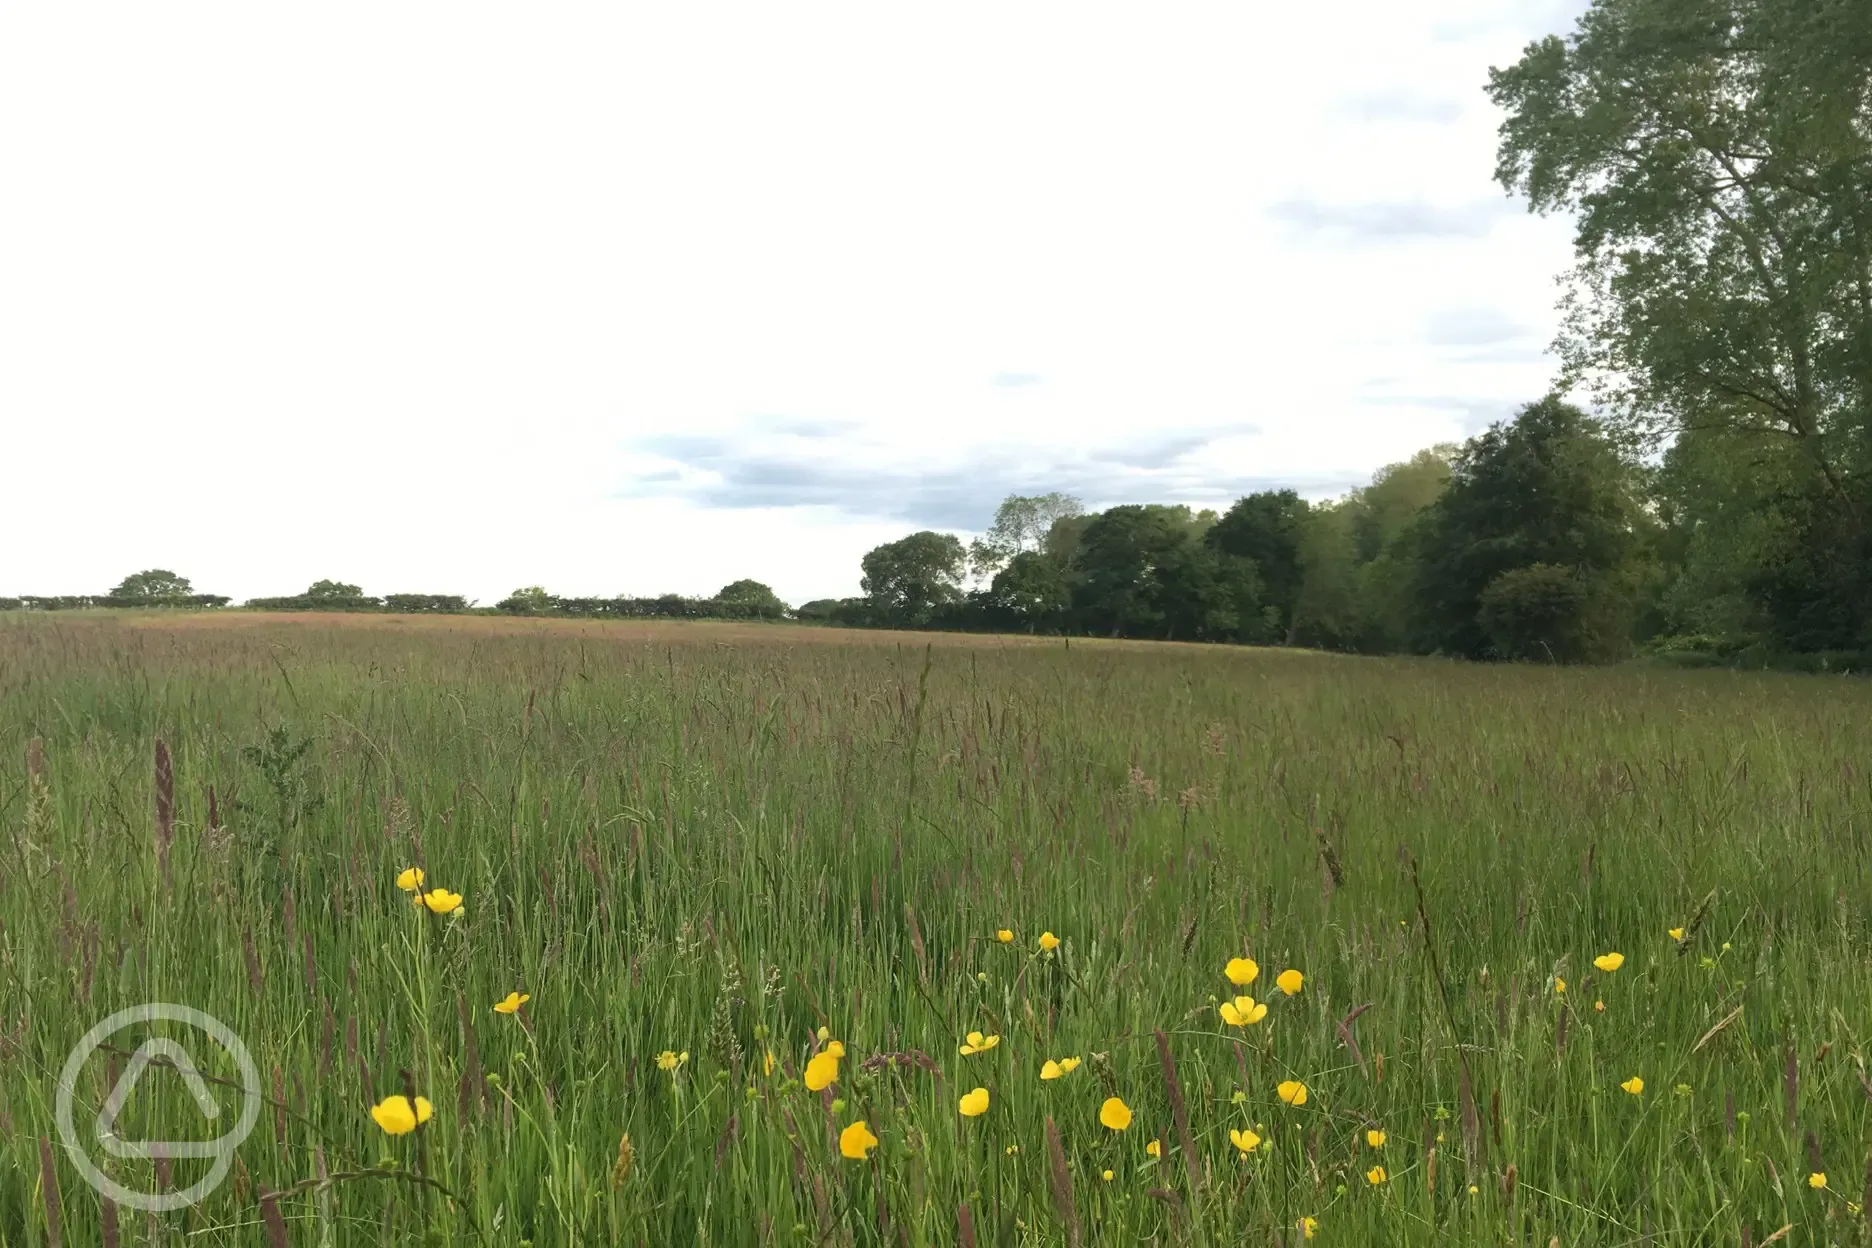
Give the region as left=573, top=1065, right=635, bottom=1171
left=794, top=598, right=842, bottom=621
left=1071, top=505, right=1252, bottom=641
left=860, top=532, right=967, bottom=626
left=1414, top=397, right=1650, bottom=660
left=1205, top=491, right=1310, bottom=640
left=968, top=493, right=1085, bottom=580
left=986, top=551, right=1072, bottom=633
left=498, top=586, right=557, bottom=613
left=305, top=579, right=364, bottom=600
left=110, top=569, right=192, bottom=601
left=714, top=579, right=789, bottom=617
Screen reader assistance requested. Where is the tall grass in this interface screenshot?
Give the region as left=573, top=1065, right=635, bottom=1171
left=2, top=612, right=1871, bottom=1244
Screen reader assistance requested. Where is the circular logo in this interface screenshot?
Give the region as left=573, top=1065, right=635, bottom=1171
left=55, top=1003, right=262, bottom=1212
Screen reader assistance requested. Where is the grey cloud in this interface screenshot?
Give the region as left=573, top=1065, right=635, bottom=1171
left=1426, top=308, right=1532, bottom=346
left=992, top=372, right=1042, bottom=389
left=621, top=426, right=1347, bottom=530
left=1340, top=89, right=1465, bottom=124
left=1267, top=196, right=1525, bottom=241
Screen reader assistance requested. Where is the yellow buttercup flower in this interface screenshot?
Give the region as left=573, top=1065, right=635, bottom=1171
left=395, top=867, right=424, bottom=891
left=1099, top=1098, right=1133, bottom=1131
left=1041, top=1060, right=1064, bottom=1080
left=1102, top=1169, right=1115, bottom=1182
left=415, top=888, right=463, bottom=915
left=1554, top=977, right=1566, bottom=995
left=959, top=1087, right=990, bottom=1118
left=1145, top=1139, right=1161, bottom=1158
left=1810, top=1172, right=1828, bottom=1190
left=1059, top=1056, right=1081, bottom=1073
left=1039, top=931, right=1060, bottom=951
left=959, top=1031, right=1000, bottom=1056
left=1366, top=1128, right=1386, bottom=1148
left=804, top=1051, right=840, bottom=1091
left=1620, top=1076, right=1644, bottom=1096
left=764, top=1050, right=776, bottom=1077
left=839, top=1120, right=879, bottom=1160
left=1276, top=969, right=1303, bottom=995
left=493, top=992, right=529, bottom=1015
left=826, top=1040, right=846, bottom=1059
left=369, top=1094, right=433, bottom=1136
left=1229, top=1128, right=1261, bottom=1154
left=1277, top=1080, right=1309, bottom=1106
left=1668, top=927, right=1686, bottom=941
left=1366, top=1165, right=1387, bottom=1185
left=1299, top=1216, right=1318, bottom=1239
left=1594, top=1000, right=1606, bottom=1013
left=1225, top=957, right=1259, bottom=987
left=1219, top=995, right=1267, bottom=1026
left=656, top=1050, right=688, bottom=1072
left=1594, top=952, right=1625, bottom=972
left=996, top=929, right=1014, bottom=944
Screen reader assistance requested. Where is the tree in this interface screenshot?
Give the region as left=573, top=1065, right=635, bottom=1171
left=715, top=579, right=789, bottom=617
left=986, top=551, right=1072, bottom=633
left=968, top=494, right=1085, bottom=580
left=498, top=586, right=557, bottom=613
left=110, top=569, right=192, bottom=601
left=1414, top=397, right=1651, bottom=659
left=1488, top=0, right=1872, bottom=647
left=1071, top=505, right=1253, bottom=641
left=860, top=532, right=967, bottom=626
left=1205, top=491, right=1310, bottom=640
left=305, top=579, right=364, bottom=600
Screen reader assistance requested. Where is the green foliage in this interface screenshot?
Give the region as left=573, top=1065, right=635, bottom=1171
left=109, top=569, right=194, bottom=601
left=1206, top=490, right=1310, bottom=639
left=967, top=494, right=1085, bottom=581
left=714, top=580, right=790, bottom=618
left=859, top=531, right=967, bottom=626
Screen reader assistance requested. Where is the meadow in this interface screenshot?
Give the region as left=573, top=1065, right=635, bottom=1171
left=3, top=610, right=1871, bottom=1246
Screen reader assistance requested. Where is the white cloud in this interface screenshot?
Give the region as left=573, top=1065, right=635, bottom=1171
left=0, top=1, right=1588, bottom=606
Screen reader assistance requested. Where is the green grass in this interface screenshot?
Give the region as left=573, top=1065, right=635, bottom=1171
left=3, top=611, right=1872, bottom=1245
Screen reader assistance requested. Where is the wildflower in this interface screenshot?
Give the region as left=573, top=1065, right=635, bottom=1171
left=959, top=1087, right=990, bottom=1117
left=764, top=1051, right=776, bottom=1077
left=1005, top=1144, right=1019, bottom=1155
left=826, top=1040, right=846, bottom=1058
left=1810, top=1172, right=1828, bottom=1190
left=1593, top=952, right=1625, bottom=972
left=838, top=1120, right=879, bottom=1160
left=1277, top=1080, right=1309, bottom=1107
left=369, top=1094, right=433, bottom=1136
left=1039, top=931, right=1060, bottom=951
left=656, top=1050, right=688, bottom=1072
left=1041, top=1060, right=1064, bottom=1080
left=1146, top=1139, right=1161, bottom=1158
left=414, top=888, right=463, bottom=915
left=395, top=867, right=424, bottom=891
left=1366, top=1128, right=1386, bottom=1149
left=1099, top=1097, right=1133, bottom=1130
left=1620, top=1076, right=1644, bottom=1096
left=1058, top=1057, right=1081, bottom=1073
left=1231, top=1090, right=1247, bottom=1104
left=959, top=1031, right=1000, bottom=1056
left=1220, top=996, right=1268, bottom=1026
left=1467, top=1185, right=1479, bottom=1195
left=1674, top=1083, right=1693, bottom=1096
left=817, top=1025, right=830, bottom=1042
left=1277, top=969, right=1304, bottom=995
left=1553, top=977, right=1566, bottom=995
left=1225, top=957, right=1259, bottom=987
left=1668, top=927, right=1685, bottom=941
left=1229, top=1128, right=1261, bottom=1154
left=996, top=929, right=1014, bottom=944
left=1594, top=1000, right=1606, bottom=1013
left=804, top=1051, right=840, bottom=1092
left=1299, top=1216, right=1318, bottom=1239
left=1366, top=1165, right=1387, bottom=1185
left=493, top=992, right=529, bottom=1015
left=1102, top=1169, right=1115, bottom=1182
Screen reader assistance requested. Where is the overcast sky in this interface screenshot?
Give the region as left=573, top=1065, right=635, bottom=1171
left=1, top=2, right=1590, bottom=606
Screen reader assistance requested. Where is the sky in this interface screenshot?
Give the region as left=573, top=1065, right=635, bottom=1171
left=0, top=1, right=1591, bottom=607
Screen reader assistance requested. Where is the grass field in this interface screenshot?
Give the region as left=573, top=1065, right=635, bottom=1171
left=3, top=611, right=1871, bottom=1246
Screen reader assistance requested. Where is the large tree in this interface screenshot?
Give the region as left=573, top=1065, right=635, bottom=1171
left=1488, top=0, right=1872, bottom=645
left=1414, top=397, right=1651, bottom=659
left=967, top=493, right=1085, bottom=580
left=1205, top=490, right=1310, bottom=641
left=860, top=531, right=967, bottom=627
left=110, top=569, right=193, bottom=600
left=1071, top=505, right=1256, bottom=641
